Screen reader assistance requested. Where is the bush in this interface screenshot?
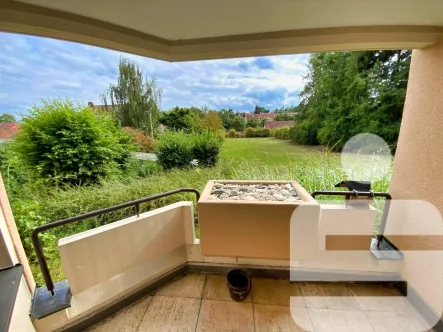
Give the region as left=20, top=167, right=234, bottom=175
left=227, top=129, right=236, bottom=138
left=192, top=131, right=222, bottom=167
left=289, top=120, right=319, bottom=145
left=156, top=131, right=194, bottom=170
left=234, top=131, right=245, bottom=138
left=123, top=127, right=156, bottom=152
left=156, top=131, right=222, bottom=169
left=273, top=127, right=291, bottom=140
left=15, top=98, right=133, bottom=185
left=245, top=127, right=271, bottom=137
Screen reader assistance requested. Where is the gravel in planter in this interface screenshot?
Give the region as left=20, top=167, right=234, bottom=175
left=208, top=183, right=303, bottom=201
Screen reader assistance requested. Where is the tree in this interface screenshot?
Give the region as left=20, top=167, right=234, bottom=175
left=292, top=50, right=411, bottom=150
left=0, top=113, right=16, bottom=123
left=231, top=116, right=246, bottom=132
left=253, top=105, right=270, bottom=114
left=219, top=109, right=236, bottom=129
left=103, top=57, right=162, bottom=137
left=14, top=98, right=133, bottom=185
left=159, top=107, right=203, bottom=131
left=203, top=111, right=224, bottom=132
left=246, top=118, right=265, bottom=128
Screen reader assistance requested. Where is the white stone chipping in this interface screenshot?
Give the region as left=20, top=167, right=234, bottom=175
left=209, top=183, right=303, bottom=201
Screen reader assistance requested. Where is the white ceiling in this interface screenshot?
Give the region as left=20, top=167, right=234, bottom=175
left=16, top=0, right=443, bottom=40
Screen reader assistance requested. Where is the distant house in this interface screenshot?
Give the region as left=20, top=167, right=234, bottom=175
left=0, top=122, right=21, bottom=142
left=264, top=120, right=294, bottom=129
left=239, top=112, right=277, bottom=120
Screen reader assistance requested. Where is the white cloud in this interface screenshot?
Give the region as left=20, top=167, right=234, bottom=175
left=0, top=32, right=309, bottom=117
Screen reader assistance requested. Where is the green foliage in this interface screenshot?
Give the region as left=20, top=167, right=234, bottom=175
left=218, top=109, right=246, bottom=131
left=192, top=131, right=222, bottom=167
left=103, top=57, right=162, bottom=136
left=230, top=115, right=246, bottom=132
left=0, top=142, right=34, bottom=197
left=275, top=113, right=297, bottom=121
left=12, top=200, right=56, bottom=262
left=156, top=131, right=194, bottom=170
left=156, top=131, right=222, bottom=169
left=273, top=127, right=291, bottom=140
left=292, top=50, right=411, bottom=150
left=124, top=159, right=162, bottom=178
left=227, top=129, right=236, bottom=138
left=0, top=113, right=16, bottom=123
left=159, top=106, right=204, bottom=132
left=253, top=105, right=270, bottom=114
left=246, top=118, right=265, bottom=128
left=203, top=111, right=224, bottom=132
left=289, top=120, right=319, bottom=145
left=14, top=98, right=133, bottom=185
left=245, top=127, right=271, bottom=137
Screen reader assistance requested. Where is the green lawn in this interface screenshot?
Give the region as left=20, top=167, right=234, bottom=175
left=221, top=137, right=340, bottom=166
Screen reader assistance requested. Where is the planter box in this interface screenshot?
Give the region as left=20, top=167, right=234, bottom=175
left=198, top=180, right=316, bottom=260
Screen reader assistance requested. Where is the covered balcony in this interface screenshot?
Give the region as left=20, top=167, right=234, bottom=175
left=1, top=0, right=443, bottom=331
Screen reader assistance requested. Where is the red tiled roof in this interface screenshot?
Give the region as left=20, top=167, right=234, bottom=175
left=264, top=121, right=294, bottom=129
left=0, top=122, right=20, bottom=139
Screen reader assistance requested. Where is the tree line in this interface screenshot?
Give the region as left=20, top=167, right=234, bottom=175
left=292, top=50, right=411, bottom=151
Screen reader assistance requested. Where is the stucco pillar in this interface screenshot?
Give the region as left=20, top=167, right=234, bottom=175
left=390, top=37, right=443, bottom=211
left=388, top=37, right=443, bottom=317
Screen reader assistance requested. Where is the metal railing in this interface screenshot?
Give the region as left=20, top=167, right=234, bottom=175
left=31, top=188, right=200, bottom=296
left=310, top=190, right=392, bottom=248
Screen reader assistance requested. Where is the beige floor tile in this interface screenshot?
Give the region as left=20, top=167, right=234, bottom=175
left=364, top=310, right=431, bottom=332
left=254, top=304, right=313, bottom=332
left=308, top=308, right=374, bottom=332
left=86, top=296, right=152, bottom=332
left=138, top=296, right=200, bottom=332
left=348, top=283, right=410, bottom=311
left=203, top=274, right=252, bottom=302
left=252, top=278, right=304, bottom=306
left=299, top=282, right=361, bottom=310
left=156, top=273, right=206, bottom=298
left=196, top=299, right=254, bottom=332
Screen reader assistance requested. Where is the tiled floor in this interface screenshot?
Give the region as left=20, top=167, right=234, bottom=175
left=87, top=273, right=432, bottom=332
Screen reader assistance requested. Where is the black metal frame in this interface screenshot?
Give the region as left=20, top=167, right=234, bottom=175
left=310, top=190, right=392, bottom=248
left=31, top=188, right=200, bottom=296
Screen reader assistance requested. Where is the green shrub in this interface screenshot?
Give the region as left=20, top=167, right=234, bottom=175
left=15, top=98, right=133, bottom=185
left=12, top=200, right=56, bottom=262
left=156, top=131, right=194, bottom=170
left=289, top=120, right=319, bottom=145
left=273, top=127, right=291, bottom=140
left=192, top=131, right=222, bottom=167
left=245, top=127, right=271, bottom=137
left=156, top=131, right=222, bottom=169
left=227, top=129, right=236, bottom=138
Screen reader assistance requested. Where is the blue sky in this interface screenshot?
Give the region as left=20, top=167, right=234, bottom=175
left=0, top=32, right=309, bottom=118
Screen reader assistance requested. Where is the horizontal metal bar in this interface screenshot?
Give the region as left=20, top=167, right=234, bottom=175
left=31, top=188, right=200, bottom=296
left=311, top=190, right=392, bottom=199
